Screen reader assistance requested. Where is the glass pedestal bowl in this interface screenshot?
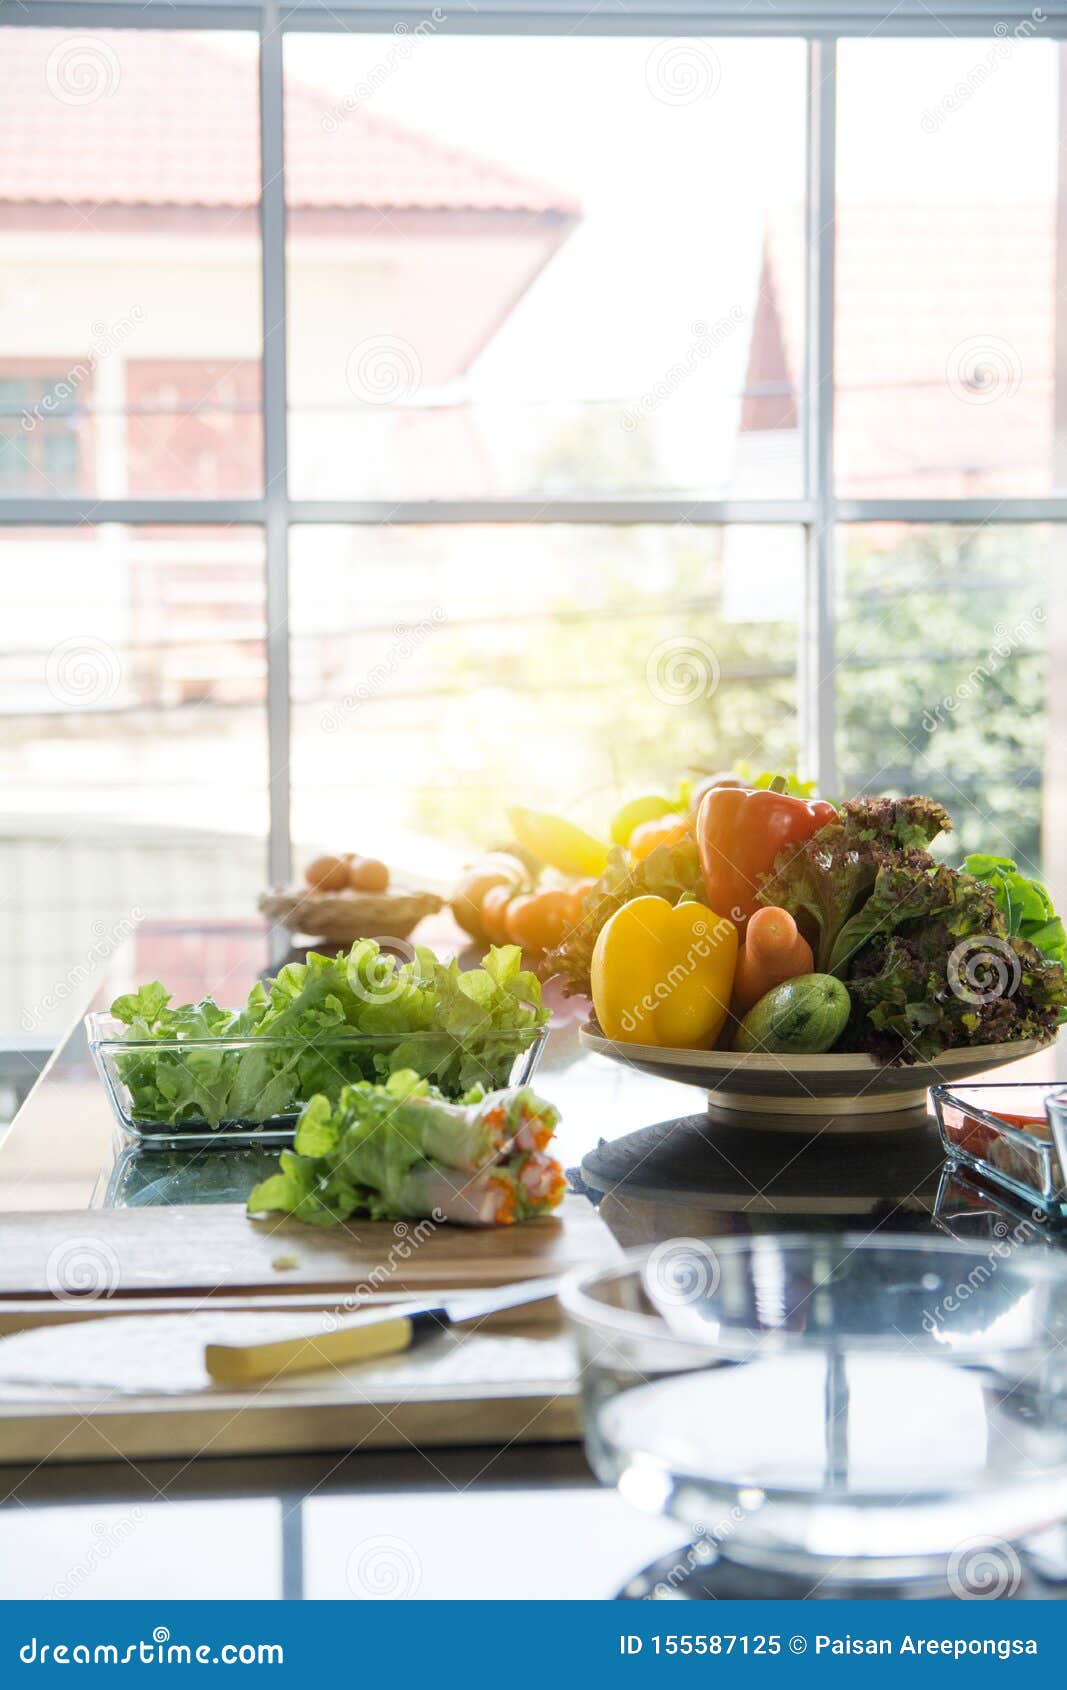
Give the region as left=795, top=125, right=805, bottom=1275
left=562, top=1234, right=1067, bottom=1589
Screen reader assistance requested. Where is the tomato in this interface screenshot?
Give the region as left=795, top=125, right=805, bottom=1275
left=566, top=877, right=597, bottom=926
left=450, top=853, right=527, bottom=940
left=629, top=814, right=690, bottom=862
left=505, top=889, right=572, bottom=952
left=480, top=884, right=515, bottom=945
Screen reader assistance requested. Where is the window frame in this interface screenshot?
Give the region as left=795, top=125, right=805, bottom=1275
left=4, top=0, right=1067, bottom=884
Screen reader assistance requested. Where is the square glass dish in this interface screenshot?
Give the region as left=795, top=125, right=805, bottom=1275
left=86, top=1015, right=547, bottom=1146
left=931, top=1082, right=1067, bottom=1221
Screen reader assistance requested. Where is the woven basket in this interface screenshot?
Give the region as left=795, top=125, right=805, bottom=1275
left=258, top=885, right=444, bottom=944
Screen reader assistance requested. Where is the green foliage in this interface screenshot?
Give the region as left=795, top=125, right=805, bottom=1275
left=836, top=527, right=1047, bottom=872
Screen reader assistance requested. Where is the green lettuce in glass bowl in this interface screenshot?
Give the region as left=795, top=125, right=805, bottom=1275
left=87, top=941, right=548, bottom=1145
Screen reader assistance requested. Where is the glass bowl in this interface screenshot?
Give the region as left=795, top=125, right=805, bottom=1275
left=561, top=1234, right=1067, bottom=1582
left=932, top=1082, right=1067, bottom=1220
left=87, top=1015, right=546, bottom=1145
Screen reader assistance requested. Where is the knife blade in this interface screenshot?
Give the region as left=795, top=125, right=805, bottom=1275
left=203, top=1275, right=561, bottom=1384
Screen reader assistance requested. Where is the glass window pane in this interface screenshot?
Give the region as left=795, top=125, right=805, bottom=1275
left=283, top=36, right=807, bottom=501
left=0, top=28, right=262, bottom=499
left=836, top=524, right=1063, bottom=898
left=290, top=524, right=803, bottom=872
left=0, top=526, right=268, bottom=1039
left=835, top=38, right=1064, bottom=498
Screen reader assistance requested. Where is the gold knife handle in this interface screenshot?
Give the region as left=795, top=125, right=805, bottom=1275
left=205, top=1308, right=447, bottom=1385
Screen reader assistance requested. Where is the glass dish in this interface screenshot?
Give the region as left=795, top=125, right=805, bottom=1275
left=562, top=1235, right=1067, bottom=1582
left=933, top=1163, right=1057, bottom=1249
left=86, top=1015, right=546, bottom=1145
left=931, top=1082, right=1067, bottom=1220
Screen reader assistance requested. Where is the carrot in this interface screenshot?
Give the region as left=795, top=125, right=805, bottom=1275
left=733, top=905, right=814, bottom=1013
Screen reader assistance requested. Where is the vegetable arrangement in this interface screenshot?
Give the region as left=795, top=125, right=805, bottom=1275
left=247, top=1070, right=566, bottom=1228
left=546, top=778, right=1067, bottom=1065
left=108, top=942, right=547, bottom=1127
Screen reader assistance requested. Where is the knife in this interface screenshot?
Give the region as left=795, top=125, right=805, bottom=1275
left=203, top=1275, right=562, bottom=1384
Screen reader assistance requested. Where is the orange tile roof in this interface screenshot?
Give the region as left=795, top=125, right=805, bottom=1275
left=745, top=202, right=1054, bottom=496
left=1, top=28, right=578, bottom=216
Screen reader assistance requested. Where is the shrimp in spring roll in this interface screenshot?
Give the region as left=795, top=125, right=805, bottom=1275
left=247, top=1069, right=565, bottom=1229
left=395, top=1150, right=568, bottom=1228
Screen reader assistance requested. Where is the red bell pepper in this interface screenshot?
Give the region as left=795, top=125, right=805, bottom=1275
left=696, top=780, right=837, bottom=928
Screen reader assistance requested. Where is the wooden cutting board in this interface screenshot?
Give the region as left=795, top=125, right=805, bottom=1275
left=0, top=1195, right=618, bottom=1300
left=0, top=1314, right=581, bottom=1466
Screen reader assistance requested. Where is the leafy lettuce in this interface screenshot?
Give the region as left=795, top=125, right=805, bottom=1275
left=761, top=798, right=1066, bottom=1062
left=109, top=943, right=547, bottom=1127
left=963, top=853, right=1067, bottom=972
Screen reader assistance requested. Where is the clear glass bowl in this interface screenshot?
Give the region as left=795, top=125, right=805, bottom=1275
left=932, top=1082, right=1067, bottom=1219
left=562, top=1234, right=1067, bottom=1581
left=87, top=1015, right=546, bottom=1145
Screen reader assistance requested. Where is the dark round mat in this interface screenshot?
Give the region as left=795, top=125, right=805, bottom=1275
left=582, top=1112, right=945, bottom=1214
left=617, top=1542, right=1060, bottom=1601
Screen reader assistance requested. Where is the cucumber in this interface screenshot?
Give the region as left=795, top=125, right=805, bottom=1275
left=735, top=973, right=850, bottom=1055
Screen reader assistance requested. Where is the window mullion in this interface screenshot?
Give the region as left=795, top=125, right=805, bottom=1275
left=260, top=1, right=292, bottom=887
left=801, top=35, right=837, bottom=795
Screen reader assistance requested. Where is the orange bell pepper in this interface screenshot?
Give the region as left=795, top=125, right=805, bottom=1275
left=696, top=781, right=836, bottom=928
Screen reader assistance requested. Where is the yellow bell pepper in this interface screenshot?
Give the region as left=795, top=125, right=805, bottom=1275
left=508, top=806, right=610, bottom=879
left=591, top=895, right=738, bottom=1049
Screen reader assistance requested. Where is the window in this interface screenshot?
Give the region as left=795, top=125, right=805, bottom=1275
left=283, top=34, right=807, bottom=501
left=0, top=367, right=88, bottom=495
left=0, top=523, right=268, bottom=1037
left=2, top=6, right=1065, bottom=1042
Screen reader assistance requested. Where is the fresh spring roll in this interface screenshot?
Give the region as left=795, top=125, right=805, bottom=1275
left=395, top=1150, right=568, bottom=1228
left=374, top=1085, right=559, bottom=1174
left=252, top=1073, right=565, bottom=1228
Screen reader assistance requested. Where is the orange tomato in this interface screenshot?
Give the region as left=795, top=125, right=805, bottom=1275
left=480, top=884, right=515, bottom=945
left=505, top=889, right=572, bottom=952
left=628, top=814, right=689, bottom=862
left=565, top=877, right=597, bottom=927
